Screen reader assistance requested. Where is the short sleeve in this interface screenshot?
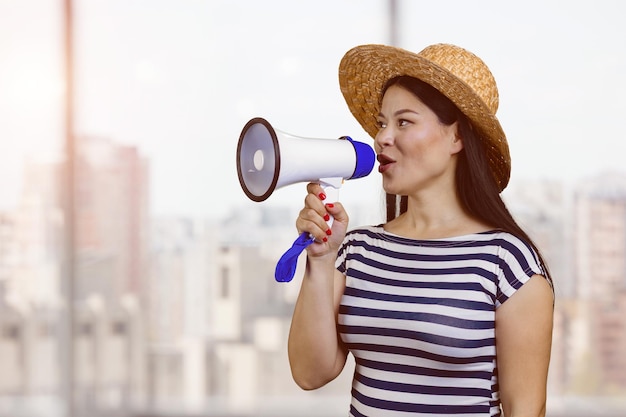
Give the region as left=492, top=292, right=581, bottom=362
left=495, top=233, right=548, bottom=307
left=335, top=235, right=350, bottom=274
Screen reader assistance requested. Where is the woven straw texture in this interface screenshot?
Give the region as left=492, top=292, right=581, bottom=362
left=338, top=44, right=511, bottom=191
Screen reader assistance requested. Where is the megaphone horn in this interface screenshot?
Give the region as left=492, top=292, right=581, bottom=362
left=236, top=117, right=375, bottom=202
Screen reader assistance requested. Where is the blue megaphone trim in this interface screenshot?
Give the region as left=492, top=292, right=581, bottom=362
left=343, top=136, right=376, bottom=179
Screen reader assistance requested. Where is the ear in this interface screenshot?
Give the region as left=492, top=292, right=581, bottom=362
left=449, top=122, right=464, bottom=155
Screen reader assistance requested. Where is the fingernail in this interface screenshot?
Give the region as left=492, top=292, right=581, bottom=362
left=323, top=237, right=328, bottom=242
left=323, top=214, right=330, bottom=221
left=326, top=229, right=332, bottom=236
left=318, top=192, right=326, bottom=200
left=326, top=203, right=334, bottom=208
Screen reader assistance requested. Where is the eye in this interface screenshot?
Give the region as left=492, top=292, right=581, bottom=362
left=376, top=119, right=387, bottom=129
left=398, top=119, right=410, bottom=127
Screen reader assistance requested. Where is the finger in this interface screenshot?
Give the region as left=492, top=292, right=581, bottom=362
left=306, top=182, right=328, bottom=202
left=297, top=206, right=332, bottom=241
left=303, top=191, right=328, bottom=217
left=325, top=201, right=348, bottom=224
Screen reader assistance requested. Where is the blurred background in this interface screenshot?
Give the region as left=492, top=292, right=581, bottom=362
left=1, top=0, right=625, bottom=416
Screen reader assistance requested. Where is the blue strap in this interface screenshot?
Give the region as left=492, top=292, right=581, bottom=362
left=274, top=232, right=315, bottom=282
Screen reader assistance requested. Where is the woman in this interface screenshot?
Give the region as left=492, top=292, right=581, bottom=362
left=288, top=43, right=554, bottom=417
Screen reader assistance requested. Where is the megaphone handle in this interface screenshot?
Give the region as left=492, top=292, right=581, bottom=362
left=319, top=177, right=343, bottom=229
left=321, top=184, right=338, bottom=229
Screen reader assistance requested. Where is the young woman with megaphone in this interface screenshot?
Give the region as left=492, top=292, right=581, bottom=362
left=288, top=43, right=554, bottom=417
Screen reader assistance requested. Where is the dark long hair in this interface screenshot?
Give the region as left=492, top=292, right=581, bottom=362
left=382, top=76, right=551, bottom=281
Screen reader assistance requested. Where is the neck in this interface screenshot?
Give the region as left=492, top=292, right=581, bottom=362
left=386, top=187, right=488, bottom=239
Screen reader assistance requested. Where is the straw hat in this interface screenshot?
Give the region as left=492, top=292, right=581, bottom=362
left=338, top=43, right=511, bottom=191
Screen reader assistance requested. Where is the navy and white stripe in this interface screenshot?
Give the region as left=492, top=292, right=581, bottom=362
left=336, top=225, right=545, bottom=417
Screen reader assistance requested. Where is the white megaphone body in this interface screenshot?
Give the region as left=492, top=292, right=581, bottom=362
left=236, top=117, right=376, bottom=283
left=236, top=117, right=375, bottom=206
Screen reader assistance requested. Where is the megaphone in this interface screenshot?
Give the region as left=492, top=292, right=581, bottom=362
left=236, top=117, right=376, bottom=283
left=236, top=117, right=375, bottom=203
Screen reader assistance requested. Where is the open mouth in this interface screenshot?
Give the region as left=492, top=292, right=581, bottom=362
left=377, top=154, right=396, bottom=173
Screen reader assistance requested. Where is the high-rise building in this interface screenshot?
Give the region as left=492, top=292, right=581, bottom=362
left=148, top=217, right=215, bottom=410
left=503, top=179, right=570, bottom=395
left=0, top=136, right=150, bottom=411
left=75, top=136, right=150, bottom=301
left=573, top=174, right=626, bottom=394
left=72, top=136, right=150, bottom=408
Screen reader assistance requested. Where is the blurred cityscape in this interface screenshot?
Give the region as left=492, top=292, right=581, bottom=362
left=1, top=135, right=626, bottom=417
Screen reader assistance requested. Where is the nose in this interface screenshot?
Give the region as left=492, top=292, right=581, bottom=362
left=375, top=125, right=394, bottom=150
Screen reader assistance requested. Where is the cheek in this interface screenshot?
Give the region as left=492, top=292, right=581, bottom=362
left=404, top=141, right=451, bottom=172
left=402, top=140, right=432, bottom=162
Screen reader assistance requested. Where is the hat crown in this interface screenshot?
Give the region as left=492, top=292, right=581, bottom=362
left=419, top=44, right=499, bottom=114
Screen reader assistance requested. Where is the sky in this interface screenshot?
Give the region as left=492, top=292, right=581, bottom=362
left=1, top=0, right=625, bottom=221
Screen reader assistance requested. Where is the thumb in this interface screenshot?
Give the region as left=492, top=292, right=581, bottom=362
left=325, top=202, right=349, bottom=234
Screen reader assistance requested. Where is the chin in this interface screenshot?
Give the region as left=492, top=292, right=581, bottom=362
left=382, top=184, right=404, bottom=196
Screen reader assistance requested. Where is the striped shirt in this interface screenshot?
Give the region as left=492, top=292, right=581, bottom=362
left=335, top=225, right=545, bottom=417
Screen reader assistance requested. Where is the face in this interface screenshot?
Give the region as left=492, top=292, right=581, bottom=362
left=375, top=84, right=463, bottom=196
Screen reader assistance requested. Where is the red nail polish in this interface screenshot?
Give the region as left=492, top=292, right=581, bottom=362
left=323, top=214, right=330, bottom=221
left=326, top=229, right=332, bottom=236
left=326, top=203, right=334, bottom=208
left=323, top=237, right=328, bottom=242
left=318, top=192, right=326, bottom=200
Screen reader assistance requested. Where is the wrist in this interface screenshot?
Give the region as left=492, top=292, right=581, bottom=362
left=305, top=251, right=337, bottom=271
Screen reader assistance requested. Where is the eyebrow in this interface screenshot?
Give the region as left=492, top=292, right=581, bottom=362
left=378, top=109, right=420, bottom=118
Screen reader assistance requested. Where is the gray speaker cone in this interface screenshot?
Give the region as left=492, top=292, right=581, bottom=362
left=236, top=117, right=280, bottom=202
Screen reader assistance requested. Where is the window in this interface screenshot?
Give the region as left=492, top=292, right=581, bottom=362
left=220, top=266, right=230, bottom=299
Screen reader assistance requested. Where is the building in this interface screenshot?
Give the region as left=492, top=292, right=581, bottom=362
left=0, top=137, right=150, bottom=415
left=75, top=136, right=150, bottom=301
left=572, top=174, right=626, bottom=394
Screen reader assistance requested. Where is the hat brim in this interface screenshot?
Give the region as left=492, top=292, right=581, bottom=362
left=338, top=44, right=511, bottom=192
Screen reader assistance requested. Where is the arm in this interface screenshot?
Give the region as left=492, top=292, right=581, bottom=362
left=288, top=265, right=348, bottom=390
left=496, top=274, right=554, bottom=417
left=287, top=183, right=350, bottom=390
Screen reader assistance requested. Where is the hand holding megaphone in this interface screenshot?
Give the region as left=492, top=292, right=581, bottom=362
left=236, top=117, right=375, bottom=282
